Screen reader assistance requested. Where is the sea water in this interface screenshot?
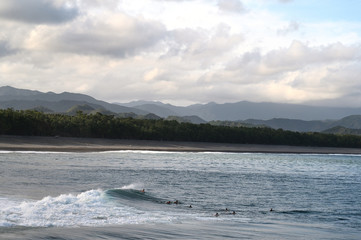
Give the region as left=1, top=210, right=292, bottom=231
left=0, top=150, right=360, bottom=239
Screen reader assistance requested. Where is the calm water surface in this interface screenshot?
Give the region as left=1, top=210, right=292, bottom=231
left=1, top=150, right=360, bottom=239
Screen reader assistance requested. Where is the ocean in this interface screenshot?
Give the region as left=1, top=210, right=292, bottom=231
left=1, top=150, right=360, bottom=239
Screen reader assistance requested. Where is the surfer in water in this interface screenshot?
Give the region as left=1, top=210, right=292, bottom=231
left=140, top=189, right=145, bottom=193
left=215, top=213, right=219, bottom=217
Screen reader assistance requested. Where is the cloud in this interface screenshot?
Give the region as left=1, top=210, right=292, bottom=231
left=197, top=40, right=361, bottom=103
left=0, top=0, right=79, bottom=24
left=0, top=40, right=16, bottom=57
left=217, top=0, right=246, bottom=14
left=1, top=0, right=361, bottom=107
left=152, top=0, right=194, bottom=1
left=25, top=13, right=167, bottom=58
left=78, top=0, right=119, bottom=10
left=227, top=41, right=360, bottom=76
left=262, top=41, right=359, bottom=73
left=277, top=21, right=299, bottom=35
left=169, top=24, right=243, bottom=66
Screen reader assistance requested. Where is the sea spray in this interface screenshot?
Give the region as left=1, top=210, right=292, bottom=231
left=1, top=189, right=143, bottom=227
left=0, top=188, right=195, bottom=228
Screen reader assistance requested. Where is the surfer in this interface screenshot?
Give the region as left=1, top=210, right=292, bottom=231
left=174, top=200, right=179, bottom=204
left=270, top=208, right=273, bottom=212
left=232, top=211, right=236, bottom=215
left=189, top=205, right=192, bottom=208
left=215, top=213, right=219, bottom=217
left=140, top=189, right=145, bottom=193
left=225, top=208, right=229, bottom=211
left=166, top=201, right=171, bottom=204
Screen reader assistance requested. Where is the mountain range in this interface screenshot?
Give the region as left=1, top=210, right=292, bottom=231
left=2, top=86, right=361, bottom=133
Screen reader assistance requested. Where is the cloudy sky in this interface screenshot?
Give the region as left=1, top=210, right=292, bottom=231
left=0, top=0, right=360, bottom=106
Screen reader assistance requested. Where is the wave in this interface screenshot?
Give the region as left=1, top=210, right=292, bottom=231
left=277, top=210, right=321, bottom=215
left=105, top=189, right=165, bottom=204
left=0, top=188, right=183, bottom=228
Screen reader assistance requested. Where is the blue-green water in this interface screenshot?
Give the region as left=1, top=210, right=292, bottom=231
left=1, top=150, right=360, bottom=239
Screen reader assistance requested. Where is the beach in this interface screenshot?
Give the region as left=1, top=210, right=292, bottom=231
left=1, top=135, right=361, bottom=154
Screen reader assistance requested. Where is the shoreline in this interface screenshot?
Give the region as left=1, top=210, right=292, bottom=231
left=1, top=135, right=361, bottom=154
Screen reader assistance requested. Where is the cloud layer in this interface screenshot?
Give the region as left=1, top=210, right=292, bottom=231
left=0, top=0, right=79, bottom=24
left=0, top=0, right=360, bottom=107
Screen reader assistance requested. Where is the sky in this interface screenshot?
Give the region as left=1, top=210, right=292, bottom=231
left=0, top=0, right=360, bottom=106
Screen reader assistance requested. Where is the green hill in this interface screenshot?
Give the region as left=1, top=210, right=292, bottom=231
left=166, top=115, right=207, bottom=124
left=67, top=104, right=95, bottom=115
left=331, top=115, right=361, bottom=129
left=322, top=126, right=361, bottom=135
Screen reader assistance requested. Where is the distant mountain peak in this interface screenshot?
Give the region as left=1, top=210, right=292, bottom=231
left=0, top=85, right=41, bottom=96
left=0, top=85, right=149, bottom=115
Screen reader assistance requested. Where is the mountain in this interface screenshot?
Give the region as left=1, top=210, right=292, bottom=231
left=30, top=106, right=54, bottom=113
left=322, top=126, right=361, bottom=135
left=129, top=103, right=178, bottom=118
left=3, top=86, right=361, bottom=131
left=136, top=113, right=162, bottom=120
left=66, top=104, right=101, bottom=115
left=242, top=118, right=331, bottom=132
left=166, top=115, right=207, bottom=124
left=330, top=115, right=361, bottom=129
left=125, top=101, right=361, bottom=121
left=239, top=115, right=361, bottom=132
left=0, top=86, right=148, bottom=115
left=0, top=86, right=42, bottom=96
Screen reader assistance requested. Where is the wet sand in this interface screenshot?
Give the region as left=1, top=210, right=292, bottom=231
left=1, top=135, right=361, bottom=154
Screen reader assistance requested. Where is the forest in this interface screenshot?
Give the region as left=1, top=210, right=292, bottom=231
left=1, top=108, right=361, bottom=148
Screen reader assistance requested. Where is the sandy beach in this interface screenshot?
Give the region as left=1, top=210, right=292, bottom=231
left=1, top=135, right=361, bottom=154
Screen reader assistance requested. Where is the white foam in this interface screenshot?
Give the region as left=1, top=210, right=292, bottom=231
left=0, top=189, right=184, bottom=227
left=0, top=150, right=69, bottom=154
left=121, top=183, right=143, bottom=190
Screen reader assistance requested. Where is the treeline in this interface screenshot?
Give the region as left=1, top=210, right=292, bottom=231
left=1, top=108, right=361, bottom=148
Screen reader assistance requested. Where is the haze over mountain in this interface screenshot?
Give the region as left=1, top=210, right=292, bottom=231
left=125, top=100, right=361, bottom=122
left=241, top=115, right=361, bottom=133
left=2, top=86, right=361, bottom=133
left=0, top=86, right=147, bottom=115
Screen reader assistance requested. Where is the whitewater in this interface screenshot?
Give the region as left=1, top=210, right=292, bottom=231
left=1, top=150, right=360, bottom=239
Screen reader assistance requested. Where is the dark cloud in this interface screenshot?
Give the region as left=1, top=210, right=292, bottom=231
left=217, top=0, right=246, bottom=14
left=30, top=14, right=167, bottom=58
left=152, top=0, right=194, bottom=1
left=0, top=0, right=79, bottom=24
left=0, top=40, right=16, bottom=57
left=277, top=21, right=299, bottom=35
